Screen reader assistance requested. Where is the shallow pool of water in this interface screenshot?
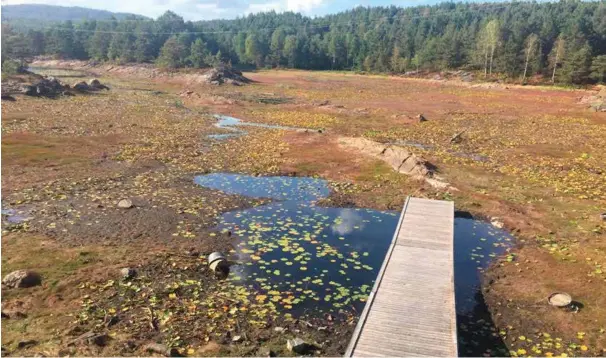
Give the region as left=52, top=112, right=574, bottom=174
left=195, top=173, right=513, bottom=355
left=1, top=208, right=33, bottom=224
left=209, top=115, right=314, bottom=140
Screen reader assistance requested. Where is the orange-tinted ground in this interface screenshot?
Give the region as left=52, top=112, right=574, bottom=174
left=2, top=64, right=605, bottom=356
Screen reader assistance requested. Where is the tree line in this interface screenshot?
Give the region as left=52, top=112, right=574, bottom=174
left=2, top=1, right=606, bottom=84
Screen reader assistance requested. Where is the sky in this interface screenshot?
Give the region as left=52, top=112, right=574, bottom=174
left=1, top=0, right=456, bottom=21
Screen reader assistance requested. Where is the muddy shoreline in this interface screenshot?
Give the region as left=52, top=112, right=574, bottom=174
left=3, top=63, right=605, bottom=356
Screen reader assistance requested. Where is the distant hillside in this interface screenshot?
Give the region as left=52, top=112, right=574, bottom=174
left=1, top=4, right=148, bottom=22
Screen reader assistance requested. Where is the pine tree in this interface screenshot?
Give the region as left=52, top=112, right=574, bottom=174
left=189, top=38, right=209, bottom=68
left=156, top=36, right=187, bottom=68
left=283, top=35, right=298, bottom=68
left=589, top=55, right=606, bottom=83
left=562, top=41, right=592, bottom=84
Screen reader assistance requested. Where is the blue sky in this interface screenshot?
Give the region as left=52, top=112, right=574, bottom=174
left=2, top=0, right=482, bottom=20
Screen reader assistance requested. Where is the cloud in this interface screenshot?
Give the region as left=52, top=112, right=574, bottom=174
left=2, top=0, right=330, bottom=20
left=244, top=1, right=284, bottom=15
left=286, top=0, right=325, bottom=13
left=331, top=209, right=364, bottom=236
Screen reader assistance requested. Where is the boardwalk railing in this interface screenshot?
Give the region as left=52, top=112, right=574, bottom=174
left=345, top=197, right=457, bottom=357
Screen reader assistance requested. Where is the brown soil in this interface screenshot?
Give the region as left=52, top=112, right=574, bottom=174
left=3, top=63, right=605, bottom=357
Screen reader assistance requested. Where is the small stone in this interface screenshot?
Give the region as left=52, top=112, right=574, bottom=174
left=120, top=268, right=137, bottom=280
left=17, top=340, right=37, bottom=349
left=490, top=218, right=504, bottom=229
left=417, top=113, right=427, bottom=122
left=274, top=327, right=286, bottom=333
left=117, top=199, right=134, bottom=209
left=2, top=270, right=41, bottom=289
left=257, top=347, right=275, bottom=357
left=287, top=338, right=308, bottom=354
left=143, top=343, right=169, bottom=356
left=91, top=334, right=110, bottom=346
left=232, top=335, right=243, bottom=343
left=600, top=213, right=606, bottom=221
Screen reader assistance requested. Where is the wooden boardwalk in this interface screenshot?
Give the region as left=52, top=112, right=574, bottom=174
left=345, top=197, right=457, bottom=357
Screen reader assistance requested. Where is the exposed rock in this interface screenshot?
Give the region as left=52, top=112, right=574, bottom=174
left=287, top=338, right=309, bottom=354
left=91, top=333, right=110, bottom=346
left=143, top=343, right=169, bottom=356
left=339, top=137, right=451, bottom=189
left=579, top=88, right=606, bottom=112
left=601, top=213, right=606, bottom=221
left=231, top=335, right=243, bottom=343
left=274, top=326, right=286, bottom=333
left=1, top=94, right=16, bottom=101
left=17, top=340, right=37, bottom=349
left=2, top=270, right=41, bottom=288
left=2, top=76, right=69, bottom=98
left=117, top=199, right=134, bottom=209
left=1, top=302, right=28, bottom=319
left=450, top=129, right=467, bottom=144
left=416, top=113, right=427, bottom=122
left=88, top=78, right=109, bottom=90
left=491, top=217, right=504, bottom=229
left=120, top=267, right=137, bottom=280
left=202, top=65, right=251, bottom=86
left=72, top=81, right=90, bottom=91
left=257, top=347, right=275, bottom=357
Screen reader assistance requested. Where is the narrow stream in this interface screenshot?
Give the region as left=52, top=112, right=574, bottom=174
left=209, top=115, right=317, bottom=140
left=195, top=173, right=513, bottom=356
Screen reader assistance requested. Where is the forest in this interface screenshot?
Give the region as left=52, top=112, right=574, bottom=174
left=2, top=1, right=606, bottom=84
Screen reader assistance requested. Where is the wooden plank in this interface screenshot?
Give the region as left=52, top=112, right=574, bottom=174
left=345, top=197, right=457, bottom=357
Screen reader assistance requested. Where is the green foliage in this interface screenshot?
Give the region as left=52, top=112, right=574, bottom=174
left=156, top=35, right=188, bottom=68
left=589, top=55, right=606, bottom=83
left=188, top=38, right=209, bottom=68
left=4, top=2, right=606, bottom=84
left=1, top=59, right=24, bottom=75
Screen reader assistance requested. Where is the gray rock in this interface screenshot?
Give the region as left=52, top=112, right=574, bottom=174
left=17, top=340, right=37, bottom=349
left=490, top=218, right=504, bottom=229
left=120, top=267, right=137, bottom=280
left=117, top=199, right=134, bottom=209
left=143, top=343, right=169, bottom=356
left=274, top=326, right=286, bottom=333
left=2, top=270, right=41, bottom=289
left=286, top=338, right=308, bottom=354
left=88, top=79, right=109, bottom=90
left=417, top=114, right=427, bottom=122
left=257, top=347, right=275, bottom=357
left=72, top=81, right=90, bottom=91
left=23, top=85, right=37, bottom=96
left=232, top=335, right=243, bottom=343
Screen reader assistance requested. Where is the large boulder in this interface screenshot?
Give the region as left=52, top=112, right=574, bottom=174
left=2, top=270, right=41, bottom=288
left=202, top=65, right=251, bottom=86
left=72, top=81, right=90, bottom=91
left=88, top=78, right=109, bottom=90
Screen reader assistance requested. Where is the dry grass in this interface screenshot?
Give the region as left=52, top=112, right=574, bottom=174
left=2, top=66, right=605, bottom=356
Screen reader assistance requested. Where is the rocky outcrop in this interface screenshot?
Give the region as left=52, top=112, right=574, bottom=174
left=339, top=137, right=451, bottom=189
left=202, top=66, right=251, bottom=86
left=2, top=270, right=41, bottom=289
left=1, top=76, right=72, bottom=98
left=579, top=86, right=606, bottom=112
